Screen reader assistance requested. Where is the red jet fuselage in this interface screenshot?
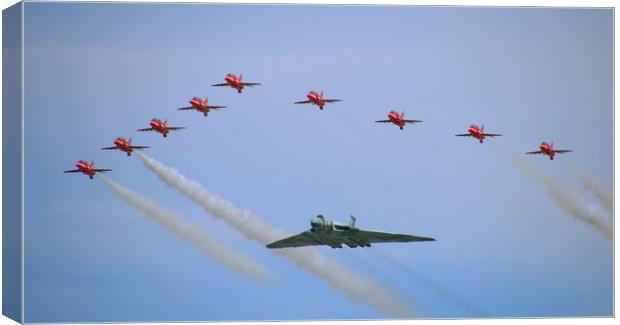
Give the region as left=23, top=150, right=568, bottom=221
left=306, top=91, right=327, bottom=109
left=224, top=74, right=242, bottom=91
left=190, top=97, right=209, bottom=109
left=149, top=119, right=171, bottom=137
left=387, top=111, right=407, bottom=129
left=539, top=142, right=557, bottom=159
left=113, top=137, right=135, bottom=155
left=75, top=160, right=97, bottom=178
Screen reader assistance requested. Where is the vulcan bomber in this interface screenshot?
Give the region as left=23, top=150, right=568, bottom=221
left=267, top=215, right=435, bottom=249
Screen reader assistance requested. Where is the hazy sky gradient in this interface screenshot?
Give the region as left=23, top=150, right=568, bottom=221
left=22, top=3, right=612, bottom=322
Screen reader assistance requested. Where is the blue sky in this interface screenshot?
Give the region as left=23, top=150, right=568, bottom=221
left=22, top=2, right=612, bottom=322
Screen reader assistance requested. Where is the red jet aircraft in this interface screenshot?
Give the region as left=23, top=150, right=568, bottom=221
left=101, top=137, right=150, bottom=156
left=137, top=118, right=186, bottom=138
left=526, top=142, right=573, bottom=160
left=455, top=124, right=502, bottom=143
left=64, top=160, right=112, bottom=179
left=178, top=97, right=226, bottom=117
left=212, top=73, right=261, bottom=93
left=294, top=91, right=342, bottom=110
left=375, top=111, right=422, bottom=130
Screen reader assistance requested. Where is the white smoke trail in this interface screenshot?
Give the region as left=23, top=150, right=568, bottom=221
left=99, top=175, right=270, bottom=282
left=497, top=148, right=612, bottom=241
left=136, top=153, right=413, bottom=317
left=562, top=162, right=613, bottom=213
left=365, top=250, right=488, bottom=317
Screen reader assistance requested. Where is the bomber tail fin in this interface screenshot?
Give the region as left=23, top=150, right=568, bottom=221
left=348, top=215, right=357, bottom=228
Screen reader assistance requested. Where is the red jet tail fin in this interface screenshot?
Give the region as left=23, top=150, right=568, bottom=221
left=239, top=73, right=243, bottom=82
left=481, top=123, right=484, bottom=131
left=90, top=161, right=95, bottom=168
left=128, top=137, right=132, bottom=145
left=320, top=90, right=324, bottom=98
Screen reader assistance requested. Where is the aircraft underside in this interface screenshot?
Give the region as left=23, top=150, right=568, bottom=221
left=312, top=231, right=371, bottom=248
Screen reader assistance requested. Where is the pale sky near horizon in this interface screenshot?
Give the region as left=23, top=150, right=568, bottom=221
left=21, top=2, right=612, bottom=322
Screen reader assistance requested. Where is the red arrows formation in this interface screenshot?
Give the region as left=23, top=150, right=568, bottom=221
left=64, top=73, right=573, bottom=179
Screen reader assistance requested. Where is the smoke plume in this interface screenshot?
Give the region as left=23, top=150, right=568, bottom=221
left=100, top=175, right=270, bottom=281
left=136, top=153, right=413, bottom=317
left=562, top=162, right=613, bottom=213
left=497, top=148, right=612, bottom=241
left=366, top=250, right=488, bottom=317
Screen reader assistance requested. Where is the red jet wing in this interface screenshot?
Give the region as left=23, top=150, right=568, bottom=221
left=240, top=82, right=261, bottom=87
left=211, top=83, right=229, bottom=87
left=166, top=127, right=186, bottom=131
left=455, top=133, right=473, bottom=137
left=137, top=127, right=156, bottom=132
left=93, top=168, right=113, bottom=173
left=525, top=150, right=545, bottom=155
left=403, top=119, right=423, bottom=124
left=374, top=120, right=392, bottom=123
left=100, top=146, right=119, bottom=150
left=294, top=100, right=312, bottom=104
left=482, top=133, right=502, bottom=137
left=322, top=99, right=343, bottom=103
left=63, top=169, right=82, bottom=173
left=553, top=149, right=573, bottom=154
